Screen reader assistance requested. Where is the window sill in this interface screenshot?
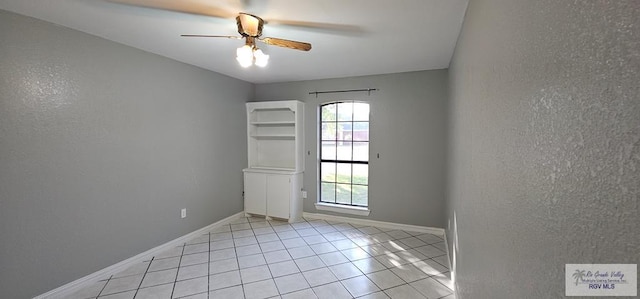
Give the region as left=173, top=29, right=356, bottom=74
left=314, top=203, right=371, bottom=216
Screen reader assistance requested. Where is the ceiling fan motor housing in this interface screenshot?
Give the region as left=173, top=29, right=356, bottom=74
left=236, top=13, right=264, bottom=37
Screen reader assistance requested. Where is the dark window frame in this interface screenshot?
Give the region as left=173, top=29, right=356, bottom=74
left=319, top=101, right=370, bottom=207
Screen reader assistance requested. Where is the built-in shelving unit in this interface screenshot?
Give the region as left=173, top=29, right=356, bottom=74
left=246, top=101, right=304, bottom=171
left=244, top=100, right=304, bottom=222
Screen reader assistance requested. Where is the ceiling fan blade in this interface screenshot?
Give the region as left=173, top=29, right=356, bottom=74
left=240, top=0, right=252, bottom=8
left=260, top=37, right=312, bottom=51
left=265, top=19, right=365, bottom=36
left=108, top=0, right=235, bottom=19
left=181, top=35, right=241, bottom=39
left=239, top=0, right=268, bottom=15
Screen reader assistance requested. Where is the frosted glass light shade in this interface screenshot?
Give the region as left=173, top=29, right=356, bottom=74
left=236, top=45, right=253, bottom=68
left=254, top=49, right=269, bottom=67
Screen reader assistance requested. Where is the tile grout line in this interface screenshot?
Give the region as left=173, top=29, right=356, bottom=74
left=94, top=275, right=112, bottom=299
left=257, top=220, right=280, bottom=295
left=268, top=219, right=313, bottom=297
left=294, top=219, right=374, bottom=296
left=331, top=222, right=378, bottom=298
left=228, top=222, right=246, bottom=299
left=297, top=220, right=351, bottom=296
left=132, top=256, right=154, bottom=298
left=207, top=231, right=211, bottom=299
left=298, top=223, right=335, bottom=297
left=170, top=243, right=186, bottom=299
left=252, top=219, right=306, bottom=296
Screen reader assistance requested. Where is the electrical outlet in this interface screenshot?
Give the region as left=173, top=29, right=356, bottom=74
left=302, top=190, right=308, bottom=199
left=181, top=208, right=186, bottom=219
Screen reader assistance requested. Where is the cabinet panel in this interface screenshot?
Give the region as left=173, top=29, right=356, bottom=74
left=256, top=139, right=295, bottom=169
left=266, top=175, right=291, bottom=219
left=244, top=172, right=266, bottom=214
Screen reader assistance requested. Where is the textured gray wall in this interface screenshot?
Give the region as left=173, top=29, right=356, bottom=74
left=446, top=1, right=639, bottom=298
left=0, top=10, right=251, bottom=298
left=255, top=70, right=448, bottom=228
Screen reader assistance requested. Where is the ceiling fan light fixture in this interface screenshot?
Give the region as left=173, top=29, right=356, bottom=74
left=236, top=45, right=253, bottom=68
left=236, top=45, right=269, bottom=68
left=181, top=13, right=310, bottom=68
left=254, top=48, right=269, bottom=67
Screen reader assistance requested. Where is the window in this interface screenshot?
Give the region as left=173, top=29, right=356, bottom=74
left=319, top=101, right=370, bottom=207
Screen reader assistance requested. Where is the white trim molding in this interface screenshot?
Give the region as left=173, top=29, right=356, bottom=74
left=35, top=211, right=245, bottom=299
left=314, top=202, right=371, bottom=216
left=303, top=212, right=445, bottom=236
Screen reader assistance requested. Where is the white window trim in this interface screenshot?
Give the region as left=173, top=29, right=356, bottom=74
left=314, top=202, right=371, bottom=216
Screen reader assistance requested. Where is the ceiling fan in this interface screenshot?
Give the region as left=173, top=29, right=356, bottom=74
left=107, top=1, right=331, bottom=68
left=181, top=12, right=312, bottom=68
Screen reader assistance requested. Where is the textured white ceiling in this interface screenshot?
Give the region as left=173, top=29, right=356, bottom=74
left=0, top=0, right=469, bottom=83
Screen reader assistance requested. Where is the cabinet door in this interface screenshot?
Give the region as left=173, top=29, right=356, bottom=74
left=244, top=172, right=266, bottom=215
left=266, top=174, right=291, bottom=219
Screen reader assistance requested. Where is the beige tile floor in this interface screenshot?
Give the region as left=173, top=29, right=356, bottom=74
left=68, top=216, right=455, bottom=299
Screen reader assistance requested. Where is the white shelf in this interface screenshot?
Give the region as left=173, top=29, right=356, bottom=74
left=243, top=167, right=299, bottom=174
left=250, top=134, right=295, bottom=139
left=250, top=121, right=296, bottom=126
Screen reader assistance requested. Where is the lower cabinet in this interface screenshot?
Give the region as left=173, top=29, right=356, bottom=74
left=243, top=171, right=267, bottom=216
left=243, top=169, right=303, bottom=222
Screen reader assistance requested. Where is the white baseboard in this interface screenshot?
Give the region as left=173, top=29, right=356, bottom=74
left=302, top=212, right=445, bottom=236
left=35, top=211, right=245, bottom=299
